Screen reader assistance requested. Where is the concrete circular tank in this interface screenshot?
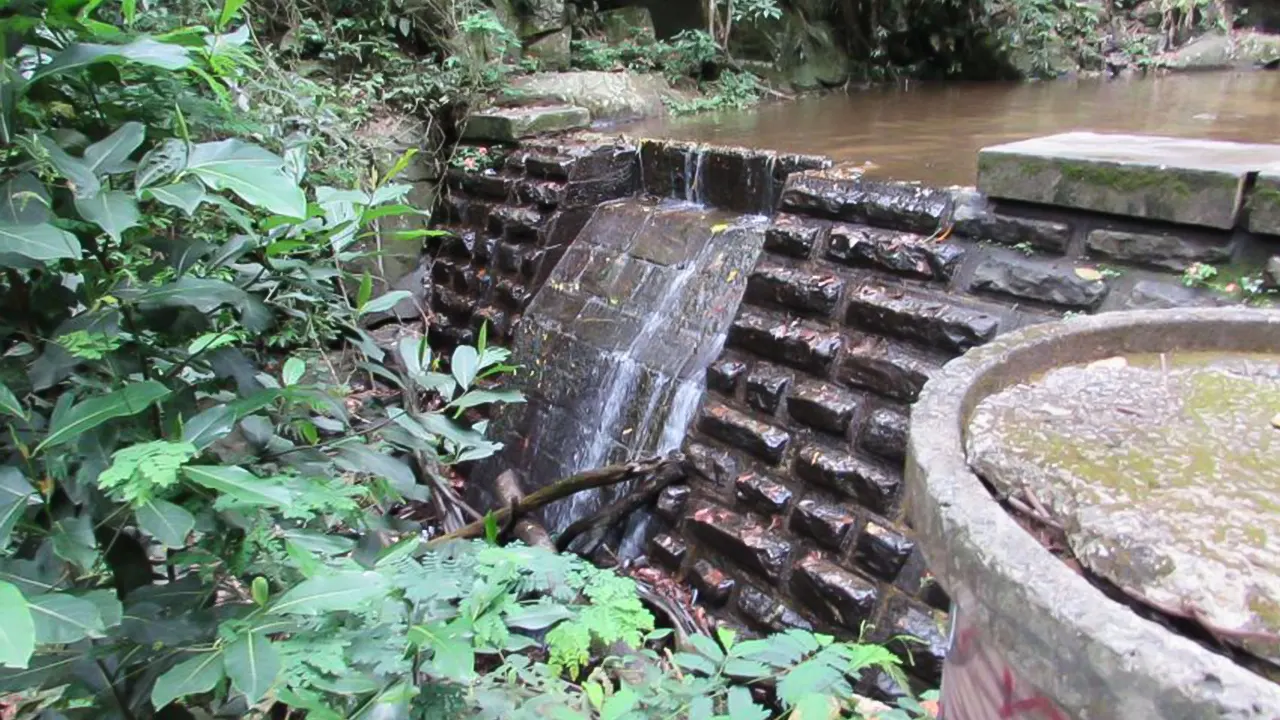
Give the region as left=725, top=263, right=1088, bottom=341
left=906, top=308, right=1280, bottom=719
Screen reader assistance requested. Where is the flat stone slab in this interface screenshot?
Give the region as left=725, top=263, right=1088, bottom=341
left=1250, top=165, right=1280, bottom=237
left=461, top=104, right=589, bottom=142
left=977, top=132, right=1280, bottom=229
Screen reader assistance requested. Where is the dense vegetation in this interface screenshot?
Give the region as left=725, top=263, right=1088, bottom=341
left=0, top=2, right=947, bottom=718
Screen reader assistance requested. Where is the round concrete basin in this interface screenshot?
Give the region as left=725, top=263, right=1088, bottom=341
left=907, top=308, right=1280, bottom=719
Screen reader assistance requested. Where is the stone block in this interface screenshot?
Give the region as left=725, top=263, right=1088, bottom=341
left=516, top=179, right=565, bottom=208
left=690, top=559, right=735, bottom=606
left=707, top=359, right=747, bottom=394
left=525, top=153, right=575, bottom=180
left=885, top=604, right=948, bottom=684
left=600, top=6, right=656, bottom=44
left=795, top=444, right=901, bottom=516
left=1085, top=228, right=1231, bottom=271
left=737, top=586, right=814, bottom=632
left=655, top=485, right=690, bottom=522
left=688, top=504, right=792, bottom=583
left=651, top=532, right=687, bottom=568
left=433, top=287, right=473, bottom=320
left=854, top=520, right=915, bottom=581
left=462, top=105, right=590, bottom=142
left=746, top=261, right=844, bottom=316
left=489, top=205, right=546, bottom=241
left=792, top=498, right=856, bottom=549
left=735, top=473, right=794, bottom=515
left=745, top=365, right=791, bottom=415
left=791, top=553, right=879, bottom=630
left=1121, top=279, right=1227, bottom=310
left=699, top=404, right=790, bottom=465
left=780, top=173, right=954, bottom=234
left=525, top=27, right=570, bottom=71
left=765, top=218, right=823, bottom=259
left=496, top=241, right=524, bottom=274
left=976, top=132, right=1278, bottom=229
left=495, top=278, right=532, bottom=310
left=827, top=225, right=965, bottom=281
left=686, top=442, right=740, bottom=487
left=846, top=286, right=999, bottom=354
left=841, top=335, right=938, bottom=402
left=951, top=194, right=1072, bottom=253
left=970, top=256, right=1109, bottom=309
left=639, top=139, right=697, bottom=199
left=728, top=309, right=844, bottom=375
left=787, top=380, right=860, bottom=435
left=1250, top=170, right=1280, bottom=236
left=860, top=407, right=908, bottom=463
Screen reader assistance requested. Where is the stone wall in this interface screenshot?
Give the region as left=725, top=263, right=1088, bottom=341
left=639, top=144, right=1278, bottom=695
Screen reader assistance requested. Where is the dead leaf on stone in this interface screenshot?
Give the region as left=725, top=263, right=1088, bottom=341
left=710, top=223, right=730, bottom=234
left=1074, top=267, right=1104, bottom=282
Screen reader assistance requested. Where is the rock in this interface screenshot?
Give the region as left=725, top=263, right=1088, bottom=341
left=651, top=532, right=687, bottom=568
left=687, top=503, right=793, bottom=583
left=1085, top=229, right=1230, bottom=272
left=791, top=553, right=878, bottom=629
left=1251, top=170, right=1280, bottom=237
left=745, top=364, right=791, bottom=415
left=737, top=586, right=813, bottom=631
left=524, top=28, right=571, bottom=71
left=951, top=191, right=1072, bottom=253
left=854, top=520, right=915, bottom=582
left=886, top=603, right=948, bottom=684
left=1122, top=279, right=1226, bottom=310
left=978, top=131, right=1280, bottom=230
left=728, top=309, right=844, bottom=375
left=827, top=224, right=965, bottom=281
left=462, top=105, right=590, bottom=142
left=707, top=358, right=747, bottom=393
left=735, top=473, right=794, bottom=515
left=746, top=260, right=844, bottom=316
left=860, top=407, right=909, bottom=463
left=600, top=7, right=657, bottom=44
left=841, top=335, right=938, bottom=403
left=503, top=71, right=681, bottom=122
left=1159, top=30, right=1280, bottom=71
left=792, top=498, right=856, bottom=549
left=787, top=380, right=860, bottom=435
left=493, top=0, right=565, bottom=38
left=655, top=484, right=691, bottom=521
left=690, top=559, right=735, bottom=605
left=794, top=443, right=901, bottom=516
left=845, top=286, right=1000, bottom=354
left=781, top=174, right=954, bottom=235
left=765, top=216, right=823, bottom=259
left=686, top=442, right=740, bottom=486
left=1266, top=256, right=1280, bottom=290
left=699, top=403, right=791, bottom=465
left=970, top=256, right=1109, bottom=309
left=784, top=23, right=850, bottom=89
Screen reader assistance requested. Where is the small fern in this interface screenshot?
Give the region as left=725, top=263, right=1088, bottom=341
left=97, top=440, right=196, bottom=504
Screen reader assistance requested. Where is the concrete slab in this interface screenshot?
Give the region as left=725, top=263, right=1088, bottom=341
left=1249, top=164, right=1280, bottom=237
left=977, top=132, right=1280, bottom=229
left=461, top=105, right=589, bottom=142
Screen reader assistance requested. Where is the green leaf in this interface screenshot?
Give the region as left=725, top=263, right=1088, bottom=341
left=83, top=122, right=144, bottom=174
left=181, top=405, right=236, bottom=450
left=185, top=139, right=306, bottom=218
left=789, top=693, right=835, bottom=719
left=36, top=380, right=170, bottom=453
left=132, top=277, right=249, bottom=313
left=357, top=290, right=411, bottom=317
left=32, top=37, right=192, bottom=82
left=183, top=466, right=293, bottom=508
left=0, top=468, right=38, bottom=551
left=356, top=272, right=373, bottom=310
left=0, top=382, right=23, bottom=420
left=504, top=603, right=573, bottom=631
left=672, top=652, right=718, bottom=675
left=251, top=577, right=269, bottom=606
left=0, top=173, right=51, bottom=224
left=135, top=138, right=188, bottom=190
left=218, top=0, right=249, bottom=29
left=82, top=589, right=122, bottom=629
left=0, top=223, right=82, bottom=265
left=601, top=687, right=637, bottom=720
left=143, top=179, right=207, bottom=216
left=37, top=136, right=99, bottom=200
left=151, top=651, right=225, bottom=709
left=75, top=190, right=141, bottom=241
left=723, top=658, right=772, bottom=679
left=727, top=686, right=769, bottom=720
left=27, top=592, right=106, bottom=643
left=224, top=631, right=280, bottom=703
left=280, top=530, right=355, bottom=556
left=269, top=572, right=389, bottom=615
left=51, top=515, right=97, bottom=569
left=451, top=345, right=479, bottom=391
left=447, top=389, right=525, bottom=411
left=688, top=634, right=725, bottom=663
left=334, top=446, right=421, bottom=500
left=281, top=357, right=305, bottom=387
left=123, top=0, right=137, bottom=23
left=0, top=582, right=34, bottom=669
left=137, top=499, right=194, bottom=548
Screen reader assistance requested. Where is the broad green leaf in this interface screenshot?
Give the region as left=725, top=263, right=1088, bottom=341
left=251, top=577, right=269, bottom=606
left=789, top=693, right=837, bottom=719
left=430, top=636, right=474, bottom=683
left=75, top=190, right=141, bottom=241
left=83, top=122, right=144, bottom=174
left=334, top=446, right=422, bottom=499
left=133, top=277, right=248, bottom=313
left=0, top=468, right=36, bottom=551
left=447, top=389, right=524, bottom=411
left=32, top=37, right=192, bottom=82
left=27, top=593, right=106, bottom=643
left=0, top=381, right=23, bottom=420
left=135, top=138, right=188, bottom=190
left=181, top=405, right=236, bottom=450
left=183, top=466, right=293, bottom=508
left=51, top=514, right=97, bottom=569
left=36, top=136, right=99, bottom=199
left=185, top=139, right=306, bottom=218
left=0, top=174, right=51, bottom=224
left=269, top=572, right=389, bottom=615
left=82, top=589, right=122, bottom=629
left=397, top=336, right=430, bottom=377
left=600, top=687, right=637, bottom=720
left=224, top=631, right=279, bottom=703
left=36, top=380, right=170, bottom=453
left=0, top=582, right=34, bottom=669
left=123, top=0, right=137, bottom=23
left=0, top=223, right=81, bottom=264
left=451, top=345, right=479, bottom=391
left=504, top=603, right=573, bottom=631
left=137, top=499, right=194, bottom=548
left=357, top=290, right=411, bottom=317
left=672, top=652, right=717, bottom=675
left=281, top=530, right=355, bottom=556
left=218, top=0, right=249, bottom=29
left=281, top=357, right=305, bottom=387
left=143, top=179, right=207, bottom=216
left=356, top=272, right=373, bottom=310
left=689, top=634, right=725, bottom=663
left=727, top=686, right=769, bottom=720
left=151, top=651, right=224, bottom=709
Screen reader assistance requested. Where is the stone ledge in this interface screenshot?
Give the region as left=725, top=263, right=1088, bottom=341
left=728, top=308, right=845, bottom=375
left=845, top=286, right=1000, bottom=354
left=461, top=105, right=591, bottom=143
left=969, top=256, right=1109, bottom=309
left=687, top=503, right=793, bottom=584
left=827, top=224, right=964, bottom=281
left=1249, top=169, right=1280, bottom=237
left=1085, top=228, right=1230, bottom=272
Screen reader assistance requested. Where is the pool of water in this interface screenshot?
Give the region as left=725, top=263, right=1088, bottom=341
left=621, top=71, right=1280, bottom=186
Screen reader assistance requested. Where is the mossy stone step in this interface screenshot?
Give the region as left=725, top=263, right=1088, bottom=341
left=1250, top=167, right=1280, bottom=237
left=461, top=105, right=590, bottom=143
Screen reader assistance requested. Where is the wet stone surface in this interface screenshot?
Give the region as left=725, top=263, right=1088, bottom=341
left=846, top=286, right=1000, bottom=354
left=1085, top=228, right=1231, bottom=271
left=854, top=520, right=915, bottom=582
left=745, top=365, right=791, bottom=415
left=701, top=403, right=791, bottom=464
left=792, top=553, right=879, bottom=630
left=787, top=380, right=860, bottom=435
left=765, top=217, right=823, bottom=259
left=860, top=407, right=909, bottom=463
left=691, top=559, right=736, bottom=605
left=729, top=309, right=845, bottom=374
left=735, top=473, right=794, bottom=514
left=746, top=261, right=845, bottom=316
left=969, top=352, right=1280, bottom=660
left=688, top=503, right=793, bottom=583
left=795, top=444, right=901, bottom=517
left=738, top=586, right=814, bottom=632
left=655, top=484, right=691, bottom=521
left=651, top=532, right=688, bottom=568
left=951, top=194, right=1072, bottom=253
left=841, top=335, right=938, bottom=403
left=792, top=497, right=857, bottom=549
left=780, top=173, right=954, bottom=235
left=827, top=225, right=965, bottom=281
left=970, top=256, right=1110, bottom=309
left=707, top=358, right=747, bottom=393
left=1122, top=279, right=1227, bottom=310
left=886, top=604, right=948, bottom=684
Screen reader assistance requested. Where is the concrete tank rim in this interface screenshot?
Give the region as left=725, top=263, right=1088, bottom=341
left=906, top=307, right=1280, bottom=717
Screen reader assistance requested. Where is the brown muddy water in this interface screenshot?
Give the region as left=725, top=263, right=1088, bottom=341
left=622, top=71, right=1280, bottom=186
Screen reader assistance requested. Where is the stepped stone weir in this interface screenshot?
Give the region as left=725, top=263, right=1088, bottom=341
left=423, top=130, right=1280, bottom=693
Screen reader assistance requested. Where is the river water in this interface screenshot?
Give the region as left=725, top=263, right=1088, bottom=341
left=622, top=71, right=1280, bottom=186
